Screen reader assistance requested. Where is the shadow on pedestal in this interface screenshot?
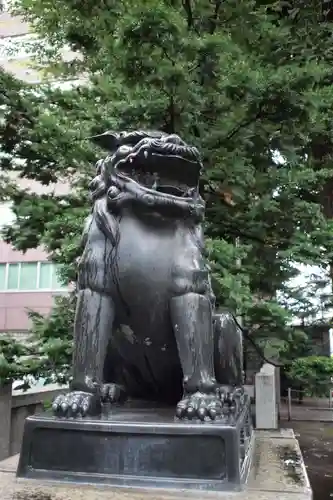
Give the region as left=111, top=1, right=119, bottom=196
left=17, top=396, right=254, bottom=492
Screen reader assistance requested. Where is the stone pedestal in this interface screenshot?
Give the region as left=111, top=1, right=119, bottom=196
left=255, top=364, right=278, bottom=429
left=0, top=429, right=312, bottom=500
left=17, top=397, right=253, bottom=492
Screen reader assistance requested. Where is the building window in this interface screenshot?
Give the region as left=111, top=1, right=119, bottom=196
left=0, top=262, right=67, bottom=291
left=0, top=264, right=6, bottom=290
left=39, top=262, right=64, bottom=290
left=8, top=263, right=19, bottom=289
left=20, top=262, right=38, bottom=290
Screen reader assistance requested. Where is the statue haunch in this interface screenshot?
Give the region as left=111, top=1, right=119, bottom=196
left=52, top=130, right=244, bottom=422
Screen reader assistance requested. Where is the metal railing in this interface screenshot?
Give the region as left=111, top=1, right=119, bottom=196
left=284, top=386, right=333, bottom=421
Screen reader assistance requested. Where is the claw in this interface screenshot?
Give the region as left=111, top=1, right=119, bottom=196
left=101, top=383, right=128, bottom=404
left=61, top=402, right=68, bottom=413
left=208, top=408, right=217, bottom=420
left=108, top=385, right=116, bottom=400
left=187, top=406, right=196, bottom=419
left=53, top=395, right=61, bottom=405
left=198, top=407, right=207, bottom=421
left=176, top=397, right=188, bottom=419
left=101, top=386, right=108, bottom=402
left=82, top=403, right=89, bottom=416
left=71, top=403, right=78, bottom=413
left=176, top=405, right=185, bottom=418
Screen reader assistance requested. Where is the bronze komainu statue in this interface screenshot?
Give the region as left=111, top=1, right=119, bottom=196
left=53, top=131, right=244, bottom=421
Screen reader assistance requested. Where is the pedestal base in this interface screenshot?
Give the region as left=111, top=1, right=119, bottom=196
left=17, top=398, right=253, bottom=492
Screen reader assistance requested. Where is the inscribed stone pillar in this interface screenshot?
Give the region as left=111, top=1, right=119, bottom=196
left=255, top=363, right=278, bottom=429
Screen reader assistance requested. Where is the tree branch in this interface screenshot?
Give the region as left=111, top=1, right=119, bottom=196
left=209, top=0, right=222, bottom=34
left=210, top=107, right=264, bottom=151
left=182, top=0, right=194, bottom=29
left=224, top=109, right=263, bottom=143
left=168, top=94, right=175, bottom=133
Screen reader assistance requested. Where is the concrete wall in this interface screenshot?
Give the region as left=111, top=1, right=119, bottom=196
left=0, top=384, right=68, bottom=460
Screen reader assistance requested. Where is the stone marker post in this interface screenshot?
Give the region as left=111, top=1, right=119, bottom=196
left=255, top=363, right=278, bottom=429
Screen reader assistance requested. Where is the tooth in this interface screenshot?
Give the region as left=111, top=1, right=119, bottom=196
left=144, top=150, right=148, bottom=159
left=129, top=157, right=133, bottom=163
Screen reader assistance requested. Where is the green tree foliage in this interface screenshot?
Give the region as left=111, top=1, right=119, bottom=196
left=2, top=0, right=333, bottom=379
left=287, top=356, right=333, bottom=397
left=0, top=336, right=32, bottom=385
left=280, top=266, right=333, bottom=326
left=26, top=294, right=75, bottom=384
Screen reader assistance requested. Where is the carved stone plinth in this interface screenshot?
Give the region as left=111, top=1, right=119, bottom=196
left=17, top=397, right=253, bottom=492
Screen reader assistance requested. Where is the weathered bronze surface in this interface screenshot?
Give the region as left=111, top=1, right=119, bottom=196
left=52, top=131, right=244, bottom=421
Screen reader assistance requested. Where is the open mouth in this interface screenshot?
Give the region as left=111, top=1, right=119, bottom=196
left=115, top=151, right=201, bottom=197
left=90, top=130, right=202, bottom=197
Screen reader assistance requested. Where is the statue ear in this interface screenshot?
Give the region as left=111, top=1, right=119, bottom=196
left=89, top=131, right=120, bottom=151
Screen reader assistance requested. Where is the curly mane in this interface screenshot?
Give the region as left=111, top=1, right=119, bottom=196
left=87, top=132, right=205, bottom=245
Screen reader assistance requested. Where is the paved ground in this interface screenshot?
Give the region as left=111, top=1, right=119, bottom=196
left=279, top=397, right=333, bottom=498
left=281, top=420, right=333, bottom=500
left=280, top=398, right=333, bottom=422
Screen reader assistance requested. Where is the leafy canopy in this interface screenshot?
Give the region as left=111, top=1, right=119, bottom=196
left=287, top=356, right=333, bottom=396
left=1, top=0, right=333, bottom=379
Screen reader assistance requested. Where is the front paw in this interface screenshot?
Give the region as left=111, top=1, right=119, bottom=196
left=176, top=386, right=246, bottom=421
left=52, top=391, right=101, bottom=418
left=218, top=385, right=245, bottom=412
left=176, top=392, right=223, bottom=421
left=101, top=383, right=127, bottom=404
